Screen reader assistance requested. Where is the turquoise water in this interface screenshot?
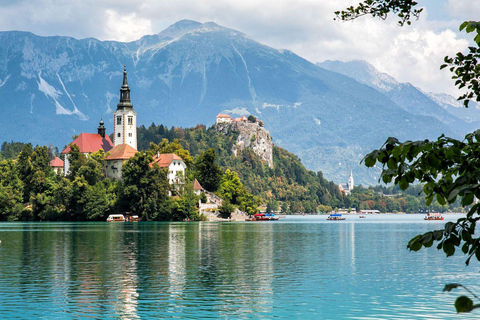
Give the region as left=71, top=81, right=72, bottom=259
left=0, top=214, right=479, bottom=319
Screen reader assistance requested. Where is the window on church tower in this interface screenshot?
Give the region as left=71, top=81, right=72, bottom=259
left=116, top=116, right=122, bottom=125
left=128, top=133, right=132, bottom=137
left=128, top=116, right=133, bottom=125
left=117, top=133, right=121, bottom=137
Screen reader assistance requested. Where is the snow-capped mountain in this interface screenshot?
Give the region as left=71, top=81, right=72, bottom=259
left=0, top=20, right=471, bottom=185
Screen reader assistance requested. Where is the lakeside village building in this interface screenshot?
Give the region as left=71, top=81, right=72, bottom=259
left=50, top=67, right=194, bottom=189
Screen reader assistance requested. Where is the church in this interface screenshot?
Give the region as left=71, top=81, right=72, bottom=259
left=58, top=66, right=186, bottom=183
left=339, top=170, right=354, bottom=195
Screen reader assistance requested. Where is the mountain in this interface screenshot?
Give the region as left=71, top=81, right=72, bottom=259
left=425, top=92, right=480, bottom=124
left=0, top=20, right=469, bottom=185
left=317, top=60, right=478, bottom=132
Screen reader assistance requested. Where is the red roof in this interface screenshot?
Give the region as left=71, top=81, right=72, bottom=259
left=150, top=153, right=183, bottom=168
left=193, top=179, right=204, bottom=191
left=62, top=133, right=113, bottom=154
left=106, top=144, right=137, bottom=160
left=49, top=156, right=64, bottom=167
left=216, top=113, right=232, bottom=118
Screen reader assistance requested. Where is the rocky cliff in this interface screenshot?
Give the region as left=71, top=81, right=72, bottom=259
left=215, top=121, right=274, bottom=168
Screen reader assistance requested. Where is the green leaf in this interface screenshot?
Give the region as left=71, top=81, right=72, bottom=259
left=433, top=230, right=444, bottom=241
left=437, top=194, right=446, bottom=206
left=463, top=193, right=474, bottom=206
left=450, top=234, right=461, bottom=246
left=426, top=195, right=434, bottom=206
left=443, top=283, right=462, bottom=292
left=399, top=178, right=409, bottom=190
left=455, top=295, right=474, bottom=313
left=448, top=189, right=460, bottom=202
left=364, top=155, right=376, bottom=167
left=445, top=222, right=456, bottom=233
left=420, top=232, right=433, bottom=244
left=443, top=239, right=455, bottom=257
left=462, top=230, right=473, bottom=243
left=409, top=240, right=422, bottom=251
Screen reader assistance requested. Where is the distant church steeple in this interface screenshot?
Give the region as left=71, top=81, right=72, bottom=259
left=113, top=66, right=137, bottom=150
left=348, top=169, right=354, bottom=191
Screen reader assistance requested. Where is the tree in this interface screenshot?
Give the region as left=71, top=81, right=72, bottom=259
left=266, top=198, right=278, bottom=213
left=66, top=144, right=87, bottom=179
left=122, top=152, right=170, bottom=221
left=195, top=148, right=223, bottom=192
left=218, top=169, right=245, bottom=204
left=247, top=115, right=257, bottom=123
left=337, top=0, right=480, bottom=313
left=218, top=200, right=234, bottom=219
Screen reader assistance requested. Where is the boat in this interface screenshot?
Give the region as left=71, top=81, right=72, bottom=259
left=359, top=215, right=366, bottom=219
left=126, top=215, right=140, bottom=222
left=424, top=212, right=444, bottom=220
left=327, top=213, right=346, bottom=221
left=246, top=213, right=279, bottom=221
left=107, top=214, right=125, bottom=222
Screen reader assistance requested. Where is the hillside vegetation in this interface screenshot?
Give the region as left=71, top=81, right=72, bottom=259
left=138, top=123, right=347, bottom=212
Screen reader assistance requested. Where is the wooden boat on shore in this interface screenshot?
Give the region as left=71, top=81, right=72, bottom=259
left=424, top=212, right=444, bottom=220
left=246, top=213, right=279, bottom=221
left=327, top=213, right=346, bottom=221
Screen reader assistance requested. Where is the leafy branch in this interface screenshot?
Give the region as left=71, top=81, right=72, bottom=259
left=334, top=0, right=423, bottom=26
left=441, top=21, right=480, bottom=107
left=363, top=132, right=480, bottom=266
left=444, top=284, right=480, bottom=313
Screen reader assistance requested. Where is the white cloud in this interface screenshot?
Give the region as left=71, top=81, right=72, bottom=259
left=0, top=0, right=475, bottom=96
left=104, top=10, right=152, bottom=42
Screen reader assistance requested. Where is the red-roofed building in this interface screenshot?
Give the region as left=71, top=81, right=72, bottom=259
left=49, top=157, right=64, bottom=174
left=150, top=153, right=186, bottom=185
left=193, top=178, right=204, bottom=195
left=61, top=121, right=114, bottom=174
left=105, top=144, right=138, bottom=180
left=216, top=113, right=233, bottom=124
left=233, top=116, right=248, bottom=123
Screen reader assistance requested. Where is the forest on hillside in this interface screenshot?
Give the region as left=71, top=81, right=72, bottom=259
left=0, top=124, right=464, bottom=222
left=136, top=124, right=464, bottom=214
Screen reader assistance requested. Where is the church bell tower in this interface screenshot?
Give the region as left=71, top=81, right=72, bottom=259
left=113, top=66, right=137, bottom=150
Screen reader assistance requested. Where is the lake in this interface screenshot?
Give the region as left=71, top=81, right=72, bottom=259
left=0, top=214, right=479, bottom=319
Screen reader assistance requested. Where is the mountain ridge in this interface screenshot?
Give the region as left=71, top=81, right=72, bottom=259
left=0, top=20, right=472, bottom=185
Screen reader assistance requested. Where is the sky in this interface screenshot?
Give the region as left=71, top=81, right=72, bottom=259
left=0, top=0, right=479, bottom=95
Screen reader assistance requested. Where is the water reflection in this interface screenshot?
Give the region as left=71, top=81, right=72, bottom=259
left=0, top=217, right=479, bottom=319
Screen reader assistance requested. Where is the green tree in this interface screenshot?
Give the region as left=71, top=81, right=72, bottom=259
left=122, top=152, right=170, bottom=221
left=247, top=115, right=257, bottom=123
left=0, top=160, right=25, bottom=221
left=195, top=148, right=223, bottom=192
left=66, top=144, right=87, bottom=179
left=337, top=0, right=480, bottom=313
left=218, top=200, right=234, bottom=219
left=266, top=198, right=278, bottom=213
left=218, top=169, right=245, bottom=204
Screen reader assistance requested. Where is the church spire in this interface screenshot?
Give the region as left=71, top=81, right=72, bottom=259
left=117, top=65, right=133, bottom=109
